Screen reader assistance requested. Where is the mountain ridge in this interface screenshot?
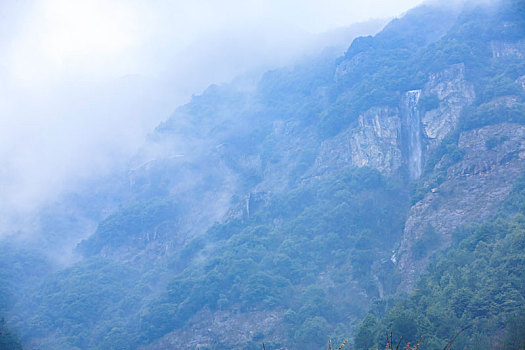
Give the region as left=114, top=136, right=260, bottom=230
left=1, top=1, right=524, bottom=349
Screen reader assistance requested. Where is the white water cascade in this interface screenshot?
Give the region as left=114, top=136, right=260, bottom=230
left=404, top=90, right=422, bottom=179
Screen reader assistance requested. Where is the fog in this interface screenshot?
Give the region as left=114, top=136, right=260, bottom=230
left=0, top=0, right=431, bottom=239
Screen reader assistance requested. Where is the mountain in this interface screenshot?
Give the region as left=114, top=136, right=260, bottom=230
left=355, top=173, right=525, bottom=349
left=1, top=0, right=525, bottom=349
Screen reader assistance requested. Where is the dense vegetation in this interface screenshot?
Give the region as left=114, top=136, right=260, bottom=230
left=78, top=198, right=181, bottom=256
left=3, top=168, right=406, bottom=349
left=319, top=0, right=525, bottom=139
left=0, top=0, right=523, bottom=349
left=140, top=168, right=407, bottom=349
left=355, top=174, right=525, bottom=349
left=0, top=244, right=49, bottom=350
left=0, top=319, right=22, bottom=350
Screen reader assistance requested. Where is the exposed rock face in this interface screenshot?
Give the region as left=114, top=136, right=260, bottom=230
left=421, top=64, right=475, bottom=150
left=349, top=108, right=403, bottom=173
left=491, top=40, right=525, bottom=58
left=314, top=107, right=402, bottom=175
left=517, top=75, right=525, bottom=90
left=141, top=309, right=287, bottom=350
left=316, top=65, right=476, bottom=181
left=397, top=122, right=525, bottom=287
left=486, top=95, right=521, bottom=108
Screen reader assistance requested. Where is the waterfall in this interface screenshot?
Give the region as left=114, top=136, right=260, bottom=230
left=404, top=90, right=422, bottom=179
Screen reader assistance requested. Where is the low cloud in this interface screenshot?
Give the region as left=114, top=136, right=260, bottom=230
left=0, top=0, right=427, bottom=239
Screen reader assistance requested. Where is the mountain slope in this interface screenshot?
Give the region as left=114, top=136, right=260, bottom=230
left=355, top=173, right=525, bottom=349
left=1, top=1, right=524, bottom=349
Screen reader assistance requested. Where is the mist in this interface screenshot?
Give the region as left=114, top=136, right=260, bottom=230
left=0, top=0, right=431, bottom=240
left=0, top=0, right=522, bottom=348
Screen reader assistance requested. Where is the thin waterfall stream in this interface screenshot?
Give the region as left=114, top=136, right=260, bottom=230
left=404, top=90, right=422, bottom=179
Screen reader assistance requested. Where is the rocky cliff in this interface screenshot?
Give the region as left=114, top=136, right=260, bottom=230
left=314, top=107, right=402, bottom=176
left=421, top=64, right=475, bottom=150
left=129, top=3, right=525, bottom=346
left=5, top=1, right=525, bottom=349
left=397, top=122, right=525, bottom=286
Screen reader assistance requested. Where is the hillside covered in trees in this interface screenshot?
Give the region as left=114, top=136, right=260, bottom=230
left=0, top=0, right=524, bottom=349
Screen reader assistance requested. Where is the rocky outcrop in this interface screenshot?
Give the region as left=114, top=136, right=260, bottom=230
left=397, top=122, right=525, bottom=287
left=517, top=75, right=525, bottom=90
left=141, top=309, right=286, bottom=350
left=314, top=107, right=402, bottom=175
left=315, top=65, right=476, bottom=180
left=421, top=64, right=475, bottom=150
left=491, top=40, right=525, bottom=58
left=486, top=95, right=521, bottom=108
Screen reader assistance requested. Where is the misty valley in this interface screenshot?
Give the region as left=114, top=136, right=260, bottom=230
left=1, top=0, right=525, bottom=349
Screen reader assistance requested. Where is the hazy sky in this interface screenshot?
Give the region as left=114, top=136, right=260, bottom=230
left=0, top=0, right=425, bottom=234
